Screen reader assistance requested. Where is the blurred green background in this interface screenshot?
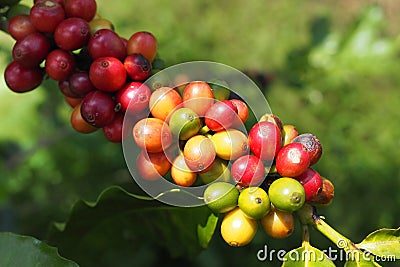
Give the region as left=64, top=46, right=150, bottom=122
left=0, top=0, right=399, bottom=266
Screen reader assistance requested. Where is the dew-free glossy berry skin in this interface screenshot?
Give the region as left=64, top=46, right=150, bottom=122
left=168, top=108, right=201, bottom=140
left=88, top=29, right=126, bottom=60
left=54, top=17, right=90, bottom=51
left=248, top=121, right=282, bottom=162
left=12, top=32, right=51, bottom=68
left=220, top=207, right=258, bottom=247
left=230, top=99, right=249, bottom=129
left=30, top=0, right=65, bottom=33
left=231, top=155, right=265, bottom=187
left=282, top=125, right=299, bottom=146
left=182, top=81, right=214, bottom=117
left=268, top=177, right=305, bottom=212
left=295, top=168, right=323, bottom=202
left=275, top=142, right=311, bottom=177
left=133, top=118, right=172, bottom=153
left=64, top=0, right=96, bottom=21
left=45, top=49, right=76, bottom=81
left=204, top=182, right=239, bottom=214
left=102, top=112, right=124, bottom=143
left=89, top=18, right=114, bottom=35
left=68, top=71, right=95, bottom=97
left=70, top=102, right=98, bottom=134
left=211, top=129, right=249, bottom=161
left=80, top=90, right=116, bottom=127
left=4, top=61, right=43, bottom=93
left=65, top=96, right=82, bottom=108
left=259, top=113, right=284, bottom=132
left=171, top=154, right=197, bottom=187
left=149, top=87, right=182, bottom=121
left=89, top=57, right=127, bottom=92
left=116, top=82, right=151, bottom=114
left=205, top=100, right=238, bottom=132
left=8, top=14, right=36, bottom=41
left=127, top=31, right=158, bottom=62
left=292, top=133, right=322, bottom=165
left=136, top=150, right=171, bottom=181
left=199, top=157, right=231, bottom=184
left=261, top=208, right=295, bottom=239
left=124, top=53, right=152, bottom=81
left=183, top=135, right=216, bottom=173
left=238, top=187, right=270, bottom=219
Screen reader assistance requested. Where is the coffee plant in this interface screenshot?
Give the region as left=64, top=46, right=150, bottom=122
left=0, top=0, right=398, bottom=266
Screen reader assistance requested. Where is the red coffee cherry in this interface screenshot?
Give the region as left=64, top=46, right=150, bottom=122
left=89, top=57, right=127, bottom=92
left=276, top=142, right=311, bottom=177
left=30, top=0, right=65, bottom=33
left=4, top=61, right=44, bottom=93
left=45, top=49, right=76, bottom=81
left=54, top=17, right=90, bottom=51
left=80, top=90, right=116, bottom=127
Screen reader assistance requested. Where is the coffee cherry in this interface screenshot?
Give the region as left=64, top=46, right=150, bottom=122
left=204, top=100, right=238, bottom=132
left=133, top=118, right=172, bottom=153
left=171, top=154, right=197, bottom=187
left=211, top=129, right=249, bottom=161
left=295, top=168, right=323, bottom=202
left=88, top=29, right=126, bottom=60
left=149, top=87, right=182, bottom=121
left=65, top=96, right=82, bottom=108
left=8, top=14, right=36, bottom=41
left=64, top=0, right=96, bottom=21
left=282, top=124, right=299, bottom=146
left=209, top=80, right=230, bottom=101
left=30, top=0, right=65, bottom=33
left=199, top=157, right=230, bottom=184
left=102, top=112, right=124, bottom=143
left=231, top=155, right=265, bottom=187
left=12, top=32, right=51, bottom=68
left=276, top=142, right=311, bottom=177
left=182, top=81, right=214, bottom=117
left=292, top=133, right=322, bottom=165
left=45, top=49, right=76, bottom=81
left=183, top=135, right=216, bottom=172
left=116, top=82, right=151, bottom=114
left=261, top=207, right=294, bottom=239
left=68, top=71, right=95, bottom=97
left=169, top=107, right=201, bottom=140
left=230, top=99, right=249, bottom=128
left=268, top=177, right=305, bottom=212
left=124, top=53, right=152, bottom=81
left=127, top=31, right=158, bottom=62
left=220, top=207, right=258, bottom=247
left=259, top=113, right=284, bottom=132
left=248, top=121, right=282, bottom=162
left=80, top=90, right=116, bottom=127
left=89, top=18, right=114, bottom=35
left=89, top=57, right=127, bottom=92
left=136, top=150, right=171, bottom=181
left=309, top=177, right=334, bottom=206
left=4, top=61, right=43, bottom=93
left=70, top=101, right=98, bottom=134
left=204, top=182, right=239, bottom=214
left=238, top=187, right=270, bottom=219
left=54, top=17, right=90, bottom=51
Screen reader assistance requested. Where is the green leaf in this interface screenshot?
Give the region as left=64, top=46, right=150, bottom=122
left=344, top=250, right=382, bottom=267
left=48, top=185, right=218, bottom=267
left=0, top=232, right=78, bottom=267
left=282, top=245, right=336, bottom=267
left=357, top=228, right=400, bottom=259
left=197, top=212, right=219, bottom=248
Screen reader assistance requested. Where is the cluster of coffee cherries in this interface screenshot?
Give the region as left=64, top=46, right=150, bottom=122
left=4, top=0, right=159, bottom=142
left=129, top=78, right=334, bottom=246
